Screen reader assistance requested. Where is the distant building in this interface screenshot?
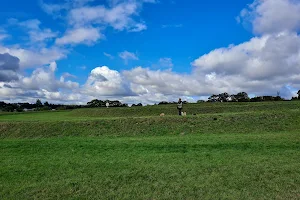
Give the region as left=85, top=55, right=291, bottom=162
left=23, top=108, right=35, bottom=112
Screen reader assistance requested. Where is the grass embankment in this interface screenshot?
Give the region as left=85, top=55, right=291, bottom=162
left=1, top=110, right=300, bottom=138
left=0, top=101, right=300, bottom=199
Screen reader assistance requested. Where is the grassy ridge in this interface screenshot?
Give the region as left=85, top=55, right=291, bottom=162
left=1, top=101, right=300, bottom=122
left=69, top=101, right=300, bottom=118
left=1, top=110, right=300, bottom=138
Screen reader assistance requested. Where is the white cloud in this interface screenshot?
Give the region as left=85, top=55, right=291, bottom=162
left=0, top=45, right=67, bottom=69
left=192, top=31, right=300, bottom=96
left=123, top=67, right=214, bottom=96
left=238, top=0, right=300, bottom=34
left=40, top=0, right=153, bottom=47
left=9, top=18, right=58, bottom=44
left=0, top=34, right=9, bottom=41
left=40, top=1, right=67, bottom=16
left=129, top=23, right=147, bottom=32
left=56, top=27, right=102, bottom=45
left=159, top=57, right=173, bottom=68
left=104, top=52, right=114, bottom=59
left=61, top=72, right=77, bottom=80
left=44, top=0, right=152, bottom=33
left=28, top=28, right=58, bottom=43
left=0, top=62, right=81, bottom=103
left=82, top=66, right=134, bottom=96
left=21, top=62, right=79, bottom=92
left=68, top=2, right=142, bottom=31
left=119, top=51, right=139, bottom=64
left=2, top=0, right=300, bottom=104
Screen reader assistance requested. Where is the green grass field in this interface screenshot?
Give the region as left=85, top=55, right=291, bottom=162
left=1, top=102, right=300, bottom=199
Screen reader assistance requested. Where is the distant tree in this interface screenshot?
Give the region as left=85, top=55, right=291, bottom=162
left=16, top=107, right=23, bottom=112
left=250, top=96, right=263, bottom=102
left=298, top=90, right=300, bottom=99
left=3, top=105, right=14, bottom=112
left=291, top=96, right=298, bottom=101
left=234, top=92, right=250, bottom=102
left=219, top=92, right=230, bottom=102
left=208, top=94, right=218, bottom=102
left=44, top=101, right=50, bottom=107
left=197, top=100, right=205, bottom=103
left=0, top=101, right=6, bottom=110
left=36, top=99, right=43, bottom=108
left=158, top=101, right=169, bottom=105
left=87, top=99, right=102, bottom=107
left=262, top=96, right=274, bottom=101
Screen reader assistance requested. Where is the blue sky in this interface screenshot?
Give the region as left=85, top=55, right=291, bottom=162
left=1, top=0, right=300, bottom=104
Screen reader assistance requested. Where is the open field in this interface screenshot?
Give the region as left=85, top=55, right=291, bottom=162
left=1, top=102, right=300, bottom=199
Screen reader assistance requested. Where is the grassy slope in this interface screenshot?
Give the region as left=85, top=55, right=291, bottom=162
left=1, top=101, right=300, bottom=138
left=0, top=102, right=300, bottom=199
left=1, top=101, right=300, bottom=121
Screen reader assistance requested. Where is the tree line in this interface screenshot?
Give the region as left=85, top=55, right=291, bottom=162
left=1, top=90, right=300, bottom=112
left=206, top=91, right=300, bottom=102
left=0, top=99, right=128, bottom=112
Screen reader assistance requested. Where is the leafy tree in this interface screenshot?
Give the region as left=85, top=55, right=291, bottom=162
left=36, top=99, right=43, bottom=108
left=87, top=99, right=102, bottom=107
left=209, top=93, right=230, bottom=102
left=291, top=96, right=298, bottom=101
left=218, top=92, right=230, bottom=102
left=298, top=90, right=300, bottom=99
left=3, top=105, right=14, bottom=112
left=158, top=101, right=169, bottom=105
left=234, top=92, right=250, bottom=102
left=44, top=101, right=50, bottom=107
left=250, top=96, right=263, bottom=102
left=208, top=94, right=218, bottom=102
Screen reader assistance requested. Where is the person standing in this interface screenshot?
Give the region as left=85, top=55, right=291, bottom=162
left=177, top=98, right=183, bottom=116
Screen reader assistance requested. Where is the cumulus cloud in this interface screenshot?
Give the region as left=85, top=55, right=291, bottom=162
left=123, top=67, right=221, bottom=97
left=21, top=62, right=79, bottom=92
left=67, top=1, right=152, bottom=32
left=187, top=0, right=300, bottom=98
left=56, top=27, right=102, bottom=45
left=82, top=66, right=134, bottom=97
left=0, top=62, right=81, bottom=103
left=191, top=32, right=300, bottom=96
left=0, top=45, right=67, bottom=69
left=40, top=0, right=153, bottom=46
left=238, top=0, right=300, bottom=35
left=0, top=53, right=20, bottom=82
